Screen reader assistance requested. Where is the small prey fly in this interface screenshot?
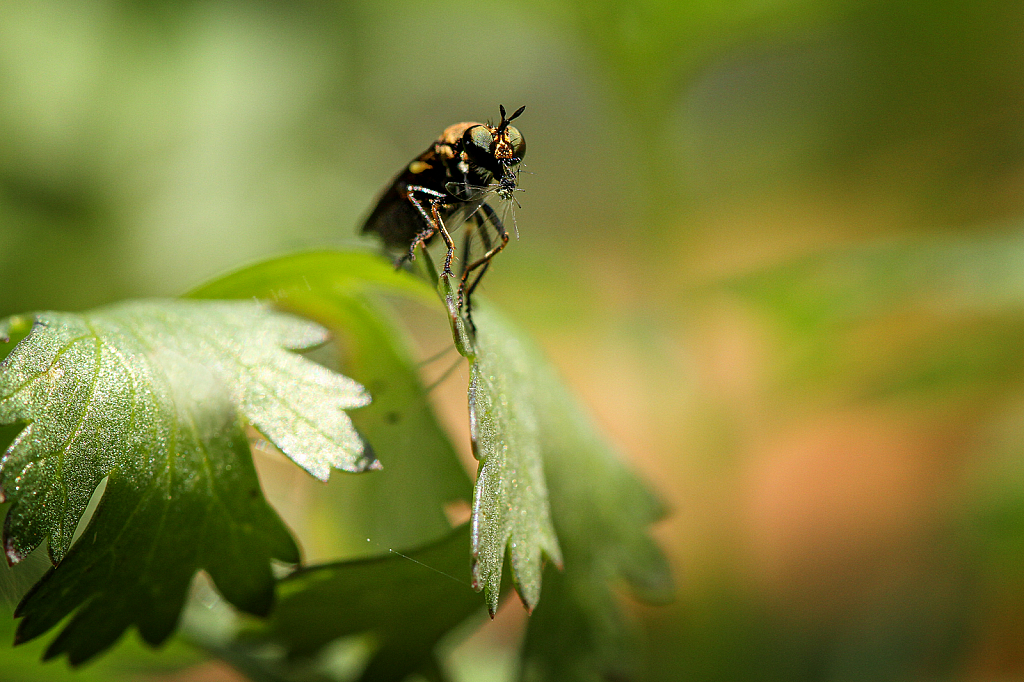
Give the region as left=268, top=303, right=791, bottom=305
left=361, top=105, right=526, bottom=333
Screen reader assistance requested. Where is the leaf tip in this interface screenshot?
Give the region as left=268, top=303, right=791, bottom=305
left=11, top=618, right=29, bottom=644
left=512, top=578, right=540, bottom=615
left=0, top=315, right=35, bottom=343
left=356, top=438, right=381, bottom=472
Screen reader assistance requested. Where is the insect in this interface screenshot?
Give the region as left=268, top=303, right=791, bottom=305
left=361, top=105, right=527, bottom=333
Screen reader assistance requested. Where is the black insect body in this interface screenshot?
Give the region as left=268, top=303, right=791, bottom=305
left=362, top=105, right=526, bottom=332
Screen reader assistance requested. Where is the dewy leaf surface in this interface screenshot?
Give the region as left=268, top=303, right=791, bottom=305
left=0, top=299, right=373, bottom=663
left=458, top=303, right=563, bottom=615
left=190, top=251, right=472, bottom=555
left=189, top=252, right=483, bottom=679
left=468, top=304, right=673, bottom=682
left=416, top=247, right=563, bottom=615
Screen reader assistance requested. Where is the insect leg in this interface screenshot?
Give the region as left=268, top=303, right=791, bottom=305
left=462, top=210, right=494, bottom=331
left=462, top=261, right=490, bottom=335
left=407, top=184, right=456, bottom=277
left=460, top=202, right=507, bottom=303
left=460, top=221, right=475, bottom=278
left=430, top=200, right=457, bottom=277
left=458, top=200, right=505, bottom=329
left=404, top=188, right=441, bottom=263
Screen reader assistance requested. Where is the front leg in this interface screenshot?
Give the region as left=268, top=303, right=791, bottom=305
left=396, top=223, right=438, bottom=268
left=406, top=185, right=456, bottom=277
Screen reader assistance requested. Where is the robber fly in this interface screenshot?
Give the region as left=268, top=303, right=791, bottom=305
left=361, top=105, right=526, bottom=333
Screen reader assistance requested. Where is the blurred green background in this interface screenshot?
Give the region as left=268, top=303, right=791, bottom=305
left=4, top=0, right=1024, bottom=679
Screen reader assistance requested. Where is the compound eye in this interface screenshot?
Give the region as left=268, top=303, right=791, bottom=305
left=506, top=126, right=526, bottom=162
left=465, top=125, right=495, bottom=155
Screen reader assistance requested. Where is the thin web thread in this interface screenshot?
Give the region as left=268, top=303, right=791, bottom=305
left=364, top=537, right=474, bottom=590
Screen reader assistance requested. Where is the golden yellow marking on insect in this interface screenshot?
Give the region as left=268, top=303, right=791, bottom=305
left=495, top=138, right=513, bottom=159
left=409, top=160, right=432, bottom=174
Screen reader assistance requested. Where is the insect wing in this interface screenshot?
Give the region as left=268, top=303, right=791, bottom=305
left=445, top=188, right=494, bottom=235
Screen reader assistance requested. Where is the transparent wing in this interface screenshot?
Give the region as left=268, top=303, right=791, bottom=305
left=445, top=164, right=525, bottom=204
left=444, top=188, right=493, bottom=235
left=445, top=180, right=500, bottom=202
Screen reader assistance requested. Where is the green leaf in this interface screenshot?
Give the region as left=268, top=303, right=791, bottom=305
left=465, top=307, right=563, bottom=615
left=0, top=299, right=374, bottom=663
left=414, top=247, right=562, bottom=616
left=193, top=250, right=668, bottom=678
left=191, top=249, right=439, bottom=308
left=467, top=304, right=672, bottom=682
left=432, top=257, right=475, bottom=360
left=239, top=524, right=482, bottom=682
left=190, top=251, right=472, bottom=555
left=0, top=598, right=206, bottom=682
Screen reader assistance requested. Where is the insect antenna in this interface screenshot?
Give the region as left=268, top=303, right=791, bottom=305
left=496, top=104, right=526, bottom=134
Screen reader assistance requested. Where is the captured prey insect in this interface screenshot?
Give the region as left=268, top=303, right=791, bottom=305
left=361, top=105, right=527, bottom=333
